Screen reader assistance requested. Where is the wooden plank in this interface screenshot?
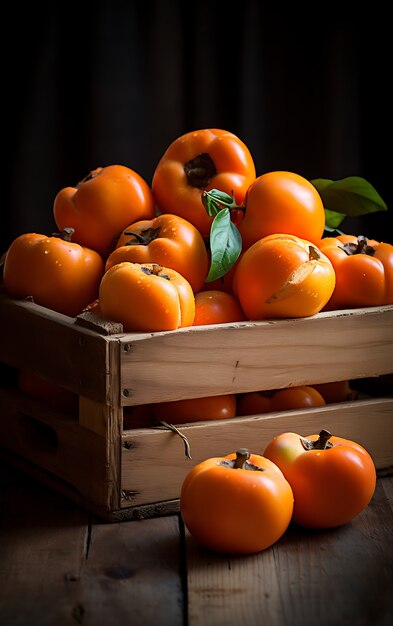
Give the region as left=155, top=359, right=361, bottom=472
left=0, top=462, right=89, bottom=626
left=119, top=305, right=393, bottom=405
left=120, top=397, right=393, bottom=507
left=78, top=396, right=122, bottom=512
left=0, top=387, right=115, bottom=508
left=0, top=290, right=118, bottom=405
left=184, top=476, right=393, bottom=626
left=75, top=515, right=183, bottom=626
left=0, top=461, right=184, bottom=626
left=382, top=474, right=393, bottom=514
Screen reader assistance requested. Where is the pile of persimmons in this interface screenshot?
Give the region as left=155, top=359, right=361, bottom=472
left=2, top=128, right=392, bottom=332
left=2, top=127, right=392, bottom=422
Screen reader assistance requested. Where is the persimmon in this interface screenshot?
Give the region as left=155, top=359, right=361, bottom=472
left=193, top=290, right=246, bottom=326
left=319, top=234, right=393, bottom=309
left=237, top=171, right=326, bottom=250
left=53, top=165, right=155, bottom=257
left=312, top=380, right=356, bottom=403
left=2, top=228, right=104, bottom=317
left=105, top=214, right=209, bottom=293
left=99, top=262, right=195, bottom=332
left=237, top=386, right=326, bottom=416
left=180, top=448, right=294, bottom=554
left=263, top=429, right=376, bottom=528
left=152, top=128, right=256, bottom=238
left=232, top=233, right=336, bottom=320
left=152, top=394, right=237, bottom=425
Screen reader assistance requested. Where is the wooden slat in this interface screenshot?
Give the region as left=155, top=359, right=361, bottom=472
left=78, top=516, right=183, bottom=625
left=0, top=290, right=118, bottom=405
left=121, top=397, right=393, bottom=507
left=78, top=396, right=122, bottom=512
left=119, top=305, right=393, bottom=405
left=0, top=462, right=183, bottom=626
left=0, top=387, right=115, bottom=509
left=184, top=476, right=393, bottom=626
left=0, top=462, right=89, bottom=625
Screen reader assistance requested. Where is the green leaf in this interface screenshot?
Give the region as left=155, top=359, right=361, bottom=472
left=206, top=209, right=242, bottom=282
left=324, top=208, right=346, bottom=229
left=310, top=176, right=388, bottom=217
left=202, top=189, right=238, bottom=217
left=323, top=224, right=345, bottom=237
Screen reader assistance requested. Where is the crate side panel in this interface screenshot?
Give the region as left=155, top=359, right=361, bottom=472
left=119, top=307, right=393, bottom=405
left=0, top=292, right=117, bottom=405
left=0, top=387, right=115, bottom=508
left=120, top=397, right=393, bottom=507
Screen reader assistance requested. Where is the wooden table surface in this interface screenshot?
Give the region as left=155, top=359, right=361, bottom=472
left=1, top=461, right=392, bottom=626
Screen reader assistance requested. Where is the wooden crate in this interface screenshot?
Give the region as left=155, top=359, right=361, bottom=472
left=0, top=288, right=392, bottom=521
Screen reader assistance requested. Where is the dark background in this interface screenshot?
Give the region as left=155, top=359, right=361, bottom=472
left=3, top=1, right=391, bottom=255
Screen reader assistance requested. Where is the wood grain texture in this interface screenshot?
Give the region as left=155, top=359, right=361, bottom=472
left=121, top=398, right=393, bottom=507
left=0, top=462, right=184, bottom=626
left=0, top=290, right=115, bottom=404
left=119, top=305, right=393, bottom=405
left=184, top=476, right=393, bottom=626
left=0, top=387, right=113, bottom=507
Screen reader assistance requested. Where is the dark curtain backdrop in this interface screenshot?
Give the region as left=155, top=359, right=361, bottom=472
left=3, top=1, right=391, bottom=254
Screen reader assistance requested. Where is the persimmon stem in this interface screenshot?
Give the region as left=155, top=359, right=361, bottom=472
left=123, top=227, right=161, bottom=246
left=219, top=448, right=264, bottom=471
left=233, top=448, right=250, bottom=469
left=301, top=429, right=333, bottom=451
left=51, top=227, right=75, bottom=242
left=314, top=429, right=333, bottom=449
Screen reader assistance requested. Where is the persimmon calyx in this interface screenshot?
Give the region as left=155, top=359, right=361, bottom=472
left=123, top=227, right=161, bottom=246
left=51, top=227, right=76, bottom=242
left=141, top=264, right=170, bottom=280
left=184, top=153, right=217, bottom=188
left=77, top=167, right=103, bottom=186
left=265, top=245, right=320, bottom=304
left=219, top=448, right=265, bottom=471
left=339, top=235, right=376, bottom=256
left=300, top=429, right=333, bottom=451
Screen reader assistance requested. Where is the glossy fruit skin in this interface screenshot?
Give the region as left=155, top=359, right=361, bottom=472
left=53, top=165, right=156, bottom=257
left=263, top=431, right=376, bottom=528
left=98, top=262, right=195, bottom=332
left=193, top=290, right=246, bottom=325
left=152, top=394, right=237, bottom=425
left=151, top=129, right=256, bottom=238
left=237, top=386, right=326, bottom=416
left=105, top=213, right=209, bottom=293
left=318, top=235, right=393, bottom=309
left=3, top=232, right=104, bottom=317
left=232, top=233, right=336, bottom=320
left=312, top=380, right=355, bottom=403
left=180, top=451, right=294, bottom=554
left=237, top=171, right=326, bottom=250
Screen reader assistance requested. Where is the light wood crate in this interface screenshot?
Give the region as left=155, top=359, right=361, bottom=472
left=0, top=289, right=392, bottom=520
